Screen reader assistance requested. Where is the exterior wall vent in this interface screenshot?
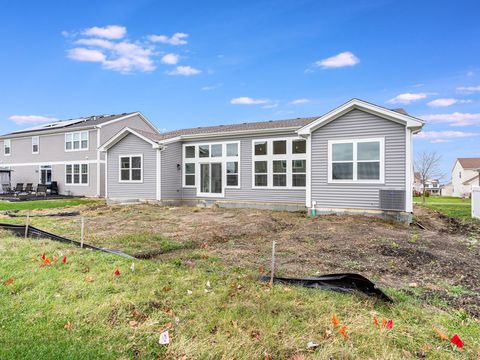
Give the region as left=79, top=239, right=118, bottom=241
left=379, top=189, right=405, bottom=211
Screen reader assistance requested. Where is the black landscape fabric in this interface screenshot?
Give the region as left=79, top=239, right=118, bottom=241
left=261, top=273, right=393, bottom=302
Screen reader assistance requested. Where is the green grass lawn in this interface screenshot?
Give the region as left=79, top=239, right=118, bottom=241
left=0, top=235, right=478, bottom=359
left=0, top=198, right=101, bottom=211
left=413, top=196, right=471, bottom=205
left=414, top=196, right=475, bottom=220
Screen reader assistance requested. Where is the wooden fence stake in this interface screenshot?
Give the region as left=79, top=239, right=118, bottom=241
left=80, top=217, right=85, bottom=248
left=270, top=241, right=276, bottom=287
left=25, top=213, right=30, bottom=238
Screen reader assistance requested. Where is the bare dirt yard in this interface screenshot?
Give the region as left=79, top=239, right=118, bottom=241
left=12, top=201, right=480, bottom=318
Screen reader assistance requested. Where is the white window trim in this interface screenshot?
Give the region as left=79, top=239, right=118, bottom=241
left=39, top=165, right=52, bottom=185
left=327, top=137, right=385, bottom=184
left=182, top=141, right=241, bottom=197
left=4, top=139, right=11, bottom=156
left=32, top=136, right=39, bottom=154
left=65, top=163, right=90, bottom=186
left=65, top=131, right=89, bottom=152
left=251, top=137, right=307, bottom=190
left=118, top=154, right=144, bottom=183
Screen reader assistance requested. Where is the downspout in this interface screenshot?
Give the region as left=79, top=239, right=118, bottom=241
left=95, top=126, right=101, bottom=197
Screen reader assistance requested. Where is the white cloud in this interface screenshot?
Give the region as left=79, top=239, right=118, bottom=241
left=68, top=48, right=106, bottom=63
left=412, top=83, right=425, bottom=88
left=166, top=65, right=201, bottom=76
left=427, top=98, right=472, bottom=107
left=9, top=115, right=58, bottom=125
left=456, top=85, right=480, bottom=93
left=415, top=130, right=480, bottom=143
left=69, top=38, right=155, bottom=73
left=315, top=51, right=359, bottom=69
left=386, top=92, right=428, bottom=104
left=66, top=26, right=195, bottom=74
left=421, top=112, right=480, bottom=127
left=75, top=38, right=115, bottom=49
left=467, top=71, right=475, bottom=77
left=289, top=98, right=310, bottom=105
left=230, top=97, right=269, bottom=105
left=201, top=83, right=222, bottom=91
left=82, top=25, right=126, bottom=39
left=161, top=53, right=180, bottom=65
left=148, top=32, right=189, bottom=45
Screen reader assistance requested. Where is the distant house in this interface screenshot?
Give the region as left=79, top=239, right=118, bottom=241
left=413, top=172, right=440, bottom=195
left=0, top=113, right=158, bottom=196
left=451, top=158, right=480, bottom=197
left=100, top=99, right=424, bottom=222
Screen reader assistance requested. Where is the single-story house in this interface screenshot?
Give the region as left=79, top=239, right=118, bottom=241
left=100, top=99, right=424, bottom=222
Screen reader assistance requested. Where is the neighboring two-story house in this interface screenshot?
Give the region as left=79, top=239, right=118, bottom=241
left=413, top=172, right=440, bottom=195
left=450, top=158, right=480, bottom=197
left=0, top=112, right=158, bottom=197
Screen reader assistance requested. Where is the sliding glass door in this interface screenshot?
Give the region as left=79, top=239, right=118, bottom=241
left=200, top=163, right=222, bottom=195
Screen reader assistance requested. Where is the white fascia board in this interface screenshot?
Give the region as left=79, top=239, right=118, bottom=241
left=297, top=98, right=425, bottom=135
left=99, top=127, right=162, bottom=151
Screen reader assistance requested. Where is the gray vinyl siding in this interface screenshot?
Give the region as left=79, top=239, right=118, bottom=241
left=178, top=134, right=305, bottom=204
left=100, top=114, right=157, bottom=146
left=8, top=163, right=98, bottom=197
left=0, top=130, right=100, bottom=197
left=0, top=130, right=98, bottom=163
left=311, top=109, right=406, bottom=211
left=161, top=141, right=182, bottom=199
left=107, top=133, right=157, bottom=200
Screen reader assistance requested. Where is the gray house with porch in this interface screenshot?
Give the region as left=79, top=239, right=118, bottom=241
left=100, top=99, right=424, bottom=222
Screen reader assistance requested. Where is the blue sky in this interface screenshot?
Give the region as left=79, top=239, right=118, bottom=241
left=0, top=0, right=479, bottom=179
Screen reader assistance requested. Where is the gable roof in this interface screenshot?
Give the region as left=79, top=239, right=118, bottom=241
left=99, top=127, right=163, bottom=151
left=297, top=98, right=424, bottom=135
left=457, top=158, right=480, bottom=170
left=0, top=112, right=153, bottom=139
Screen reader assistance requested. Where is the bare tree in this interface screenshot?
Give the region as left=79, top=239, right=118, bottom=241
left=414, top=151, right=444, bottom=203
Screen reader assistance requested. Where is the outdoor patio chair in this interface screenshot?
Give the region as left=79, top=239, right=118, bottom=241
left=13, top=183, right=24, bottom=196
left=35, top=184, right=48, bottom=197
left=24, top=183, right=33, bottom=194
left=50, top=181, right=59, bottom=195
left=2, top=184, right=13, bottom=195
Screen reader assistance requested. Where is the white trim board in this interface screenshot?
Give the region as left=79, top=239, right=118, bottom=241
left=118, top=154, right=144, bottom=183
left=182, top=140, right=241, bottom=198
left=0, top=160, right=105, bottom=167
left=327, top=138, right=385, bottom=184
left=99, top=127, right=162, bottom=151
left=251, top=137, right=307, bottom=190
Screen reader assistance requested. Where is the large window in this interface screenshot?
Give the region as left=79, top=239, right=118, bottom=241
left=252, top=138, right=307, bottom=189
left=66, top=163, right=89, bottom=185
left=182, top=142, right=240, bottom=194
left=119, top=155, right=143, bottom=182
left=32, top=136, right=39, bottom=154
left=329, top=138, right=384, bottom=183
left=4, top=139, right=11, bottom=156
left=65, top=131, right=88, bottom=151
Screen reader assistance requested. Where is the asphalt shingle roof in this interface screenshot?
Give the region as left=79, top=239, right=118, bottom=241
left=2, top=112, right=136, bottom=136
left=132, top=116, right=320, bottom=142
left=458, top=158, right=480, bottom=169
